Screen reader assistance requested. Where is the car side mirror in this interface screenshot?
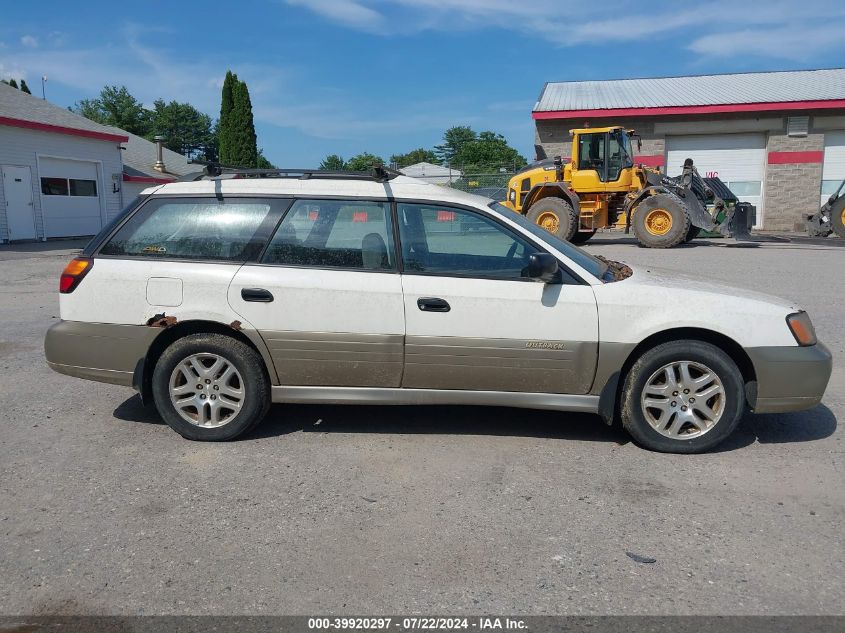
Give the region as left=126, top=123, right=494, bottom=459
left=527, top=253, right=560, bottom=283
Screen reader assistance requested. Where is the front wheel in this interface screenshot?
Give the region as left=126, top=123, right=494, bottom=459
left=632, top=193, right=690, bottom=248
left=526, top=197, right=579, bottom=242
left=620, top=340, right=745, bottom=453
left=152, top=333, right=270, bottom=441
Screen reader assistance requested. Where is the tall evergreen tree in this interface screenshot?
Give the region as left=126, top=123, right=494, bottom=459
left=218, top=71, right=236, bottom=165
left=227, top=78, right=258, bottom=168
left=8, top=79, right=18, bottom=89
left=19, top=79, right=31, bottom=94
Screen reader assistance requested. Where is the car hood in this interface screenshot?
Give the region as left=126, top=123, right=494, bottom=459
left=622, top=265, right=800, bottom=311
left=592, top=263, right=803, bottom=348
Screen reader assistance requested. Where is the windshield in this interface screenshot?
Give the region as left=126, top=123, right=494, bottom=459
left=617, top=131, right=634, bottom=163
left=488, top=202, right=607, bottom=279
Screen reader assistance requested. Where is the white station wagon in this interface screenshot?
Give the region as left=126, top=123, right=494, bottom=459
left=45, top=167, right=832, bottom=453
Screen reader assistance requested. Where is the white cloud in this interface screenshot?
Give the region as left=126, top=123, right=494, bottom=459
left=283, top=0, right=845, bottom=59
left=20, top=35, right=38, bottom=48
left=688, top=24, right=845, bottom=62
left=287, top=0, right=384, bottom=31
left=0, top=62, right=27, bottom=81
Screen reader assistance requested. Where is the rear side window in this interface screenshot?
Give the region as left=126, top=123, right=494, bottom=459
left=100, top=198, right=275, bottom=261
left=262, top=199, right=395, bottom=271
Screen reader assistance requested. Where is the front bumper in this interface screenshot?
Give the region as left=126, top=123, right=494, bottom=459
left=44, top=320, right=161, bottom=387
left=746, top=342, right=833, bottom=413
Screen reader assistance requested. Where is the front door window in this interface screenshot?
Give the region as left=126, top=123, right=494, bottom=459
left=396, top=203, right=540, bottom=280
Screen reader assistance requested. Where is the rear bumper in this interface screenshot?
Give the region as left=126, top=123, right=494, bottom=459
left=45, top=320, right=160, bottom=388
left=747, top=342, right=833, bottom=413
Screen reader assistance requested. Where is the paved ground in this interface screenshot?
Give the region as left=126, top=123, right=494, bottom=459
left=0, top=235, right=842, bottom=616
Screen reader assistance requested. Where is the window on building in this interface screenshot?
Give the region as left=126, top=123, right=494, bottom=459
left=262, top=200, right=395, bottom=271
left=727, top=181, right=762, bottom=197
left=41, top=177, right=69, bottom=196
left=100, top=198, right=274, bottom=261
left=69, top=179, right=97, bottom=197
left=40, top=177, right=99, bottom=197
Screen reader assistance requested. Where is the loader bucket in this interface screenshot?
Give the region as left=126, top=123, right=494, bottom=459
left=723, top=203, right=787, bottom=244
left=728, top=202, right=754, bottom=240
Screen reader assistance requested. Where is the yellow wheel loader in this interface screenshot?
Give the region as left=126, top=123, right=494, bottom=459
left=502, top=126, right=754, bottom=248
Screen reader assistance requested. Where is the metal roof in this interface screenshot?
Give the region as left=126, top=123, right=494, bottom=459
left=0, top=82, right=197, bottom=179
left=0, top=81, right=127, bottom=139
left=534, top=69, right=845, bottom=112
left=120, top=131, right=197, bottom=179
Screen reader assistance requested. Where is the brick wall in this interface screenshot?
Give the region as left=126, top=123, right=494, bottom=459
left=764, top=130, right=824, bottom=231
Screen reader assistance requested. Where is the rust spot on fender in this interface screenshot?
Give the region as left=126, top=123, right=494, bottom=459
left=146, top=313, right=178, bottom=328
left=229, top=320, right=243, bottom=331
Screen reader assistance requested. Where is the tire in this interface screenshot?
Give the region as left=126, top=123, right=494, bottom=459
left=152, top=333, right=270, bottom=441
left=570, top=229, right=597, bottom=245
left=620, top=340, right=745, bottom=453
left=632, top=193, right=690, bottom=249
left=831, top=196, right=845, bottom=238
left=684, top=225, right=702, bottom=243
left=526, top=197, right=579, bottom=242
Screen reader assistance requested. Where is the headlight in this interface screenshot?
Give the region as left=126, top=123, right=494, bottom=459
left=786, top=311, right=817, bottom=346
left=509, top=189, right=516, bottom=202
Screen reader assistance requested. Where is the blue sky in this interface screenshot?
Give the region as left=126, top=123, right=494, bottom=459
left=1, top=0, right=844, bottom=166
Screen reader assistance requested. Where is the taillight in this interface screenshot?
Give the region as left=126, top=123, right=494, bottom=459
left=59, top=257, right=93, bottom=293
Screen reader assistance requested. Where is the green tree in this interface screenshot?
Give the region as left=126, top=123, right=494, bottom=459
left=319, top=154, right=346, bottom=170
left=149, top=99, right=215, bottom=160
left=434, top=126, right=476, bottom=164
left=217, top=72, right=258, bottom=167
left=390, top=147, right=439, bottom=168
left=345, top=152, right=383, bottom=171
left=73, top=86, right=151, bottom=137
left=256, top=149, right=275, bottom=169
left=8, top=79, right=17, bottom=89
left=19, top=79, right=31, bottom=94
left=217, top=71, right=236, bottom=165
left=455, top=131, right=527, bottom=170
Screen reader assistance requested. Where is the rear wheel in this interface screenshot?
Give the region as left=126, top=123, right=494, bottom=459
left=632, top=193, right=690, bottom=248
left=152, top=333, right=270, bottom=441
left=570, top=229, right=597, bottom=245
left=831, top=196, right=845, bottom=238
left=526, top=197, right=579, bottom=242
left=620, top=340, right=745, bottom=453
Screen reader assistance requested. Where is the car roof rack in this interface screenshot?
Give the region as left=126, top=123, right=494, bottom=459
left=179, top=162, right=402, bottom=183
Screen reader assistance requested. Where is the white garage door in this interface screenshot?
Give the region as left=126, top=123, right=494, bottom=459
left=821, top=131, right=845, bottom=205
left=666, top=133, right=767, bottom=228
left=38, top=157, right=103, bottom=238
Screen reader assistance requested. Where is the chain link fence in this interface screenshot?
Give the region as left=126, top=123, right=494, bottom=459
left=400, top=163, right=522, bottom=202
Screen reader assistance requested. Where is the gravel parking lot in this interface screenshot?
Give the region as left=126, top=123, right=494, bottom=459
left=0, top=235, right=842, bottom=616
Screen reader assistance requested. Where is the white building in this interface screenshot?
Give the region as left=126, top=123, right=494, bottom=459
left=0, top=82, right=197, bottom=242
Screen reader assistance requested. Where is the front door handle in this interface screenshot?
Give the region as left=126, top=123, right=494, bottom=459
left=417, top=297, right=450, bottom=313
left=241, top=288, right=274, bottom=302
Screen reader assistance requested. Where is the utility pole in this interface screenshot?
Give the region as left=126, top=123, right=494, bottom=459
left=41, top=75, right=47, bottom=100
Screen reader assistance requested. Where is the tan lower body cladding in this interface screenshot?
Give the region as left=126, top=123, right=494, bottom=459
left=261, top=331, right=596, bottom=394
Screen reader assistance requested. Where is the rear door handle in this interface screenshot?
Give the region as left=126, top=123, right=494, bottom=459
left=241, top=288, right=274, bottom=302
left=417, top=297, right=450, bottom=312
